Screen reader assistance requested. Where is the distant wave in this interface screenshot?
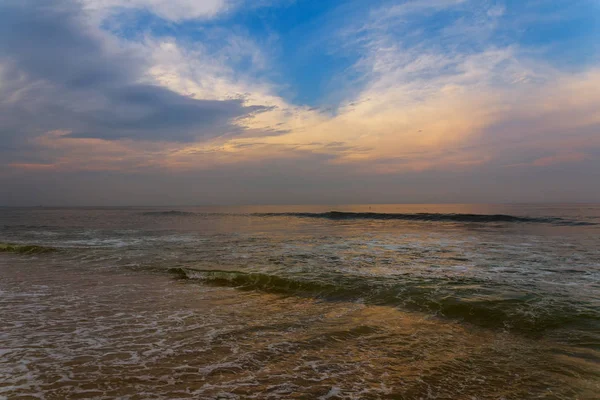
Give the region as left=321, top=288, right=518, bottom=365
left=0, top=242, right=57, bottom=254
left=255, top=211, right=595, bottom=225
left=137, top=210, right=596, bottom=225
left=1, top=224, right=55, bottom=229
left=141, top=210, right=197, bottom=216
left=168, top=267, right=599, bottom=334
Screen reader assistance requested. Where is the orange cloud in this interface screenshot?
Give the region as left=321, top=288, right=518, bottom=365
left=531, top=153, right=588, bottom=167
left=8, top=163, right=57, bottom=170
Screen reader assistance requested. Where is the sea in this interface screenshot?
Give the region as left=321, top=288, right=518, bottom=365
left=1, top=204, right=599, bottom=399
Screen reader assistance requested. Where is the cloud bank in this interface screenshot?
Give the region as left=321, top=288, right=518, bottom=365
left=0, top=0, right=268, bottom=149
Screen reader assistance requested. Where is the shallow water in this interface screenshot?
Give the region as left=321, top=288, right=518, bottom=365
left=1, top=204, right=599, bottom=398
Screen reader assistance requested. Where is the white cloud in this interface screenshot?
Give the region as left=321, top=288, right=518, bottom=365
left=371, top=0, right=467, bottom=20
left=81, top=0, right=231, bottom=21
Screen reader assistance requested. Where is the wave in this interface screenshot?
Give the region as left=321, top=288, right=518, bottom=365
left=1, top=224, right=56, bottom=229
left=141, top=210, right=197, bottom=216
left=255, top=211, right=595, bottom=225
left=168, top=267, right=599, bottom=335
left=0, top=242, right=58, bottom=254
left=136, top=210, right=595, bottom=225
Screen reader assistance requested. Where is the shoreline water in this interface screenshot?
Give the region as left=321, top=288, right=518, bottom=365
left=1, top=205, right=599, bottom=398
left=2, top=252, right=598, bottom=399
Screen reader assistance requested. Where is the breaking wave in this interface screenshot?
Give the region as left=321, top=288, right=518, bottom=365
left=168, top=267, right=600, bottom=335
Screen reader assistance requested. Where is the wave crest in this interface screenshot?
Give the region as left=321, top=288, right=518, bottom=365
left=141, top=210, right=196, bottom=216
left=256, top=211, right=594, bottom=225
left=137, top=210, right=595, bottom=225
left=0, top=242, right=57, bottom=254
left=168, top=267, right=600, bottom=335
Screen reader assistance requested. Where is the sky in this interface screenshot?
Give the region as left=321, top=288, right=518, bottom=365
left=1, top=0, right=599, bottom=206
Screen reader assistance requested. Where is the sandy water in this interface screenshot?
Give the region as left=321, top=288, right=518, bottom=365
left=1, top=204, right=599, bottom=398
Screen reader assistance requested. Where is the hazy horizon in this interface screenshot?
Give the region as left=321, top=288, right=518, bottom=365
left=2, top=202, right=600, bottom=208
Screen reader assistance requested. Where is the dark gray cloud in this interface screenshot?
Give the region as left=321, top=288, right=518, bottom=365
left=0, top=0, right=268, bottom=142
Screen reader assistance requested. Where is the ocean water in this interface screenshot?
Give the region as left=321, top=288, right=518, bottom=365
left=1, top=204, right=599, bottom=399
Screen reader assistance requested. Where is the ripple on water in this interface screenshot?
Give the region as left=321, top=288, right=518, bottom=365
left=1, top=255, right=599, bottom=399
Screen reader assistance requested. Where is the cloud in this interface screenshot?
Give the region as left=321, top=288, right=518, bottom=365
left=81, top=0, right=231, bottom=22
left=0, top=0, right=268, bottom=143
left=248, top=0, right=600, bottom=174
left=81, top=0, right=289, bottom=22
left=530, top=153, right=588, bottom=167
left=2, top=0, right=600, bottom=204
left=370, top=0, right=468, bottom=20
